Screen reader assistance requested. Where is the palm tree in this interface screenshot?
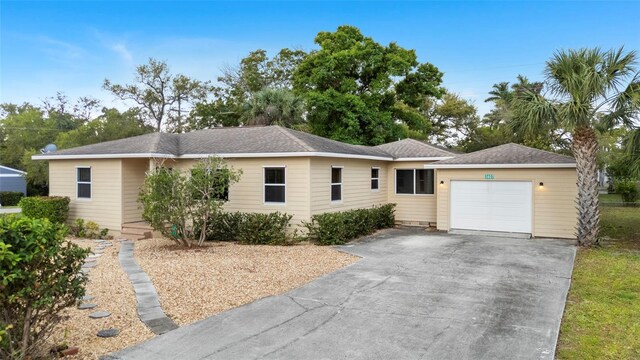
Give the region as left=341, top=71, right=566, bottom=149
left=513, top=47, right=640, bottom=246
left=243, top=88, right=305, bottom=127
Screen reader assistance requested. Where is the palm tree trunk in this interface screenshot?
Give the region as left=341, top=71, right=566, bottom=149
left=572, top=126, right=600, bottom=246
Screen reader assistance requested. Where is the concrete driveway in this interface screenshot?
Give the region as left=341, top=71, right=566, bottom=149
left=108, top=228, right=576, bottom=360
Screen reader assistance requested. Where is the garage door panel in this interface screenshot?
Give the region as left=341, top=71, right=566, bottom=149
left=450, top=181, right=532, bottom=233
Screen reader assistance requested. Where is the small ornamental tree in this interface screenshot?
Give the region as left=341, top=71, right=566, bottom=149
left=0, top=216, right=89, bottom=358
left=139, top=157, right=241, bottom=246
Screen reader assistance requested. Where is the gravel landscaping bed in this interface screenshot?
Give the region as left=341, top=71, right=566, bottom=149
left=49, top=239, right=153, bottom=359
left=135, top=238, right=359, bottom=325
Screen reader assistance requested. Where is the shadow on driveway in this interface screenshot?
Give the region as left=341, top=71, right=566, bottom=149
left=107, top=228, right=576, bottom=360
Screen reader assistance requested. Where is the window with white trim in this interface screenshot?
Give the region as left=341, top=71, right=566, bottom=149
left=371, top=167, right=380, bottom=190
left=331, top=167, right=342, bottom=202
left=77, top=167, right=92, bottom=199
left=264, top=167, right=285, bottom=203
left=396, top=169, right=434, bottom=195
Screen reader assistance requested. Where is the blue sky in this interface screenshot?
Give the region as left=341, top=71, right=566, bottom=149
left=1, top=1, right=639, bottom=116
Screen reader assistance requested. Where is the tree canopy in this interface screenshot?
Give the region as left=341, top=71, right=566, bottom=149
left=293, top=25, right=444, bottom=145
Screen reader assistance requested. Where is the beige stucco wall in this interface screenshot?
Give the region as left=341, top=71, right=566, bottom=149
left=386, top=161, right=438, bottom=225
left=435, top=168, right=577, bottom=239
left=121, top=158, right=148, bottom=224
left=49, top=159, right=123, bottom=233
left=171, top=157, right=312, bottom=228
left=310, top=158, right=388, bottom=215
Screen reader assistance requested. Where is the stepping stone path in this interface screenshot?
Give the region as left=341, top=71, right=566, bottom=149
left=119, top=240, right=179, bottom=335
left=97, top=329, right=120, bottom=338
left=89, top=311, right=111, bottom=319
left=79, top=240, right=123, bottom=339
left=78, top=303, right=97, bottom=310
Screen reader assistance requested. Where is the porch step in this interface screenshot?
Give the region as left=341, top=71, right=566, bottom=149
left=120, top=232, right=152, bottom=241
left=121, top=227, right=151, bottom=236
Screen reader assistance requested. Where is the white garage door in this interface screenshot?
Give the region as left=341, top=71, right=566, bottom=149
left=450, top=181, right=532, bottom=234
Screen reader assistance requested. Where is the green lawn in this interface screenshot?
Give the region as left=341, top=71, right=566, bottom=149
left=556, top=205, right=640, bottom=360
left=599, top=193, right=640, bottom=204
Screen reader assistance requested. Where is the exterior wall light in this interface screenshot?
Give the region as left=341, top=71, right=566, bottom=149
left=539, top=182, right=544, bottom=187
left=440, top=180, right=445, bottom=185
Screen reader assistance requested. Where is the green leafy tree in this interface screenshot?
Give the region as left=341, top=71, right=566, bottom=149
left=0, top=216, right=88, bottom=358
left=422, top=93, right=480, bottom=147
left=139, top=157, right=242, bottom=246
left=293, top=25, right=444, bottom=145
left=54, top=108, right=153, bottom=149
left=104, top=58, right=209, bottom=132
left=512, top=47, right=640, bottom=246
left=242, top=88, right=305, bottom=126
left=190, top=49, right=306, bottom=129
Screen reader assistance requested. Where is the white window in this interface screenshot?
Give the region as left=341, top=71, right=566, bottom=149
left=77, top=167, right=92, bottom=199
left=331, top=166, right=343, bottom=202
left=371, top=167, right=380, bottom=190
left=264, top=167, right=285, bottom=203
left=396, top=169, right=434, bottom=195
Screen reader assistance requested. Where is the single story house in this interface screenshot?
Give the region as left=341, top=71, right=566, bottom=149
left=0, top=165, right=27, bottom=195
left=33, top=126, right=577, bottom=239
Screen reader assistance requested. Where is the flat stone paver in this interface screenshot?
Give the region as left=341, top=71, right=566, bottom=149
left=89, top=311, right=111, bottom=319
left=78, top=303, right=97, bottom=310
left=97, top=329, right=120, bottom=338
left=118, top=240, right=178, bottom=335
left=109, top=229, right=576, bottom=360
left=82, top=295, right=94, bottom=301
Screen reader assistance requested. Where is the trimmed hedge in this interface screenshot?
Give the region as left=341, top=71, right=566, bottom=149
left=304, top=204, right=396, bottom=245
left=0, top=191, right=23, bottom=206
left=205, top=211, right=293, bottom=245
left=18, top=196, right=70, bottom=224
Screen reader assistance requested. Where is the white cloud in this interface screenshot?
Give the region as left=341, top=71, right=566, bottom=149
left=110, top=43, right=133, bottom=63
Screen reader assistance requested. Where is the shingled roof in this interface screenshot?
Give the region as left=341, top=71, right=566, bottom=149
left=34, top=126, right=392, bottom=160
left=429, top=143, right=576, bottom=168
left=374, top=138, right=459, bottom=159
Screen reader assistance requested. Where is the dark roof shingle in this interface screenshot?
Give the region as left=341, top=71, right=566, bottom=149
left=42, top=126, right=392, bottom=159
left=374, top=138, right=458, bottom=159
left=432, top=143, right=575, bottom=166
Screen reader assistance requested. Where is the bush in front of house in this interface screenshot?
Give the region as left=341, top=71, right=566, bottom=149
left=614, top=179, right=639, bottom=205
left=69, top=218, right=111, bottom=239
left=237, top=212, right=293, bottom=245
left=205, top=211, right=244, bottom=241
left=0, top=192, right=23, bottom=207
left=139, top=157, right=242, bottom=247
left=205, top=211, right=294, bottom=245
left=0, top=215, right=89, bottom=358
left=18, top=196, right=70, bottom=224
left=304, top=204, right=396, bottom=245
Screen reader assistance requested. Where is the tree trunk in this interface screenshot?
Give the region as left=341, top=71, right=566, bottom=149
left=21, top=307, right=33, bottom=356
left=572, top=126, right=600, bottom=246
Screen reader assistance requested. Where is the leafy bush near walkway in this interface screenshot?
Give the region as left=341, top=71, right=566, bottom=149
left=18, top=196, right=70, bottom=224
left=0, top=215, right=88, bottom=359
left=0, top=192, right=23, bottom=207
left=304, top=204, right=396, bottom=245
left=205, top=211, right=294, bottom=245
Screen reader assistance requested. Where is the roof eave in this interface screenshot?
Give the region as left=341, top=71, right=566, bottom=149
left=33, top=151, right=393, bottom=161
left=32, top=153, right=177, bottom=160
left=393, top=157, right=454, bottom=162
left=424, top=163, right=577, bottom=169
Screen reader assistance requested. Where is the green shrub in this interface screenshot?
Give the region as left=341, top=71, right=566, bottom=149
left=18, top=196, right=70, bottom=224
left=0, top=215, right=89, bottom=358
left=205, top=211, right=244, bottom=241
left=305, top=204, right=396, bottom=245
left=0, top=192, right=23, bottom=207
left=69, top=218, right=111, bottom=239
left=614, top=179, right=639, bottom=205
left=237, top=212, right=293, bottom=245
left=205, top=211, right=294, bottom=245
